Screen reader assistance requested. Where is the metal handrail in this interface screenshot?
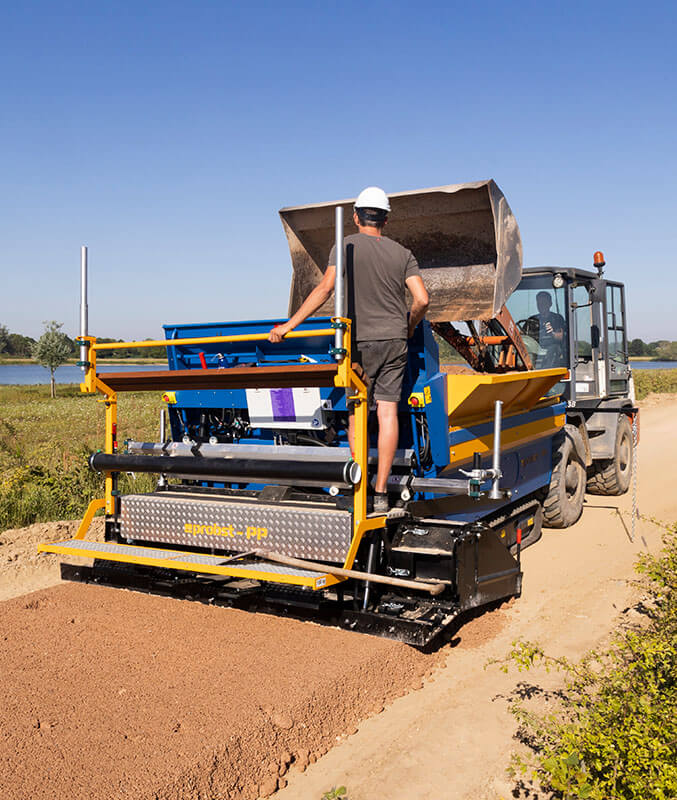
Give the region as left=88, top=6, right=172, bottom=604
left=84, top=327, right=338, bottom=352
left=333, top=205, right=345, bottom=361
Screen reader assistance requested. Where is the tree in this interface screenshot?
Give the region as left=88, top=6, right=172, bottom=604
left=0, top=324, right=8, bottom=354
left=7, top=333, right=36, bottom=357
left=628, top=338, right=646, bottom=357
left=655, top=340, right=677, bottom=361
left=33, top=321, right=73, bottom=398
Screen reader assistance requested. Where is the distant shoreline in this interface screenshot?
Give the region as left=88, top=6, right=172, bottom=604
left=629, top=356, right=676, bottom=362
left=0, top=357, right=167, bottom=365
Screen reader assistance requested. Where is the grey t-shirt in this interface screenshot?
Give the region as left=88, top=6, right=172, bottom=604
left=328, top=233, right=421, bottom=342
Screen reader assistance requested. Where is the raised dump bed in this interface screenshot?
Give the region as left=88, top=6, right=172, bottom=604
left=280, top=180, right=522, bottom=322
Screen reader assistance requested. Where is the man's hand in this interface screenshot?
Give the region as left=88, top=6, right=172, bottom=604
left=268, top=323, right=291, bottom=343
left=545, top=322, right=564, bottom=341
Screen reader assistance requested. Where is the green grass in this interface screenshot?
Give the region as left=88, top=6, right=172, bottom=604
left=0, top=384, right=161, bottom=531
left=634, top=368, right=677, bottom=400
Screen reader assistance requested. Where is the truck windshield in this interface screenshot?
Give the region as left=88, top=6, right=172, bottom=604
left=506, top=275, right=569, bottom=369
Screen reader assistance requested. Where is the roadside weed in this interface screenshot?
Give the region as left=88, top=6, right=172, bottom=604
left=492, top=523, right=677, bottom=800
left=321, top=788, right=348, bottom=800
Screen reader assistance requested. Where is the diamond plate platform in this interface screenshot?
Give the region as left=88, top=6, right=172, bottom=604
left=118, top=493, right=352, bottom=561
left=37, top=538, right=335, bottom=589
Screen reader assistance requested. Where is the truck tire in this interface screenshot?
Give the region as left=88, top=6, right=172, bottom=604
left=586, top=414, right=633, bottom=496
left=543, top=425, right=586, bottom=528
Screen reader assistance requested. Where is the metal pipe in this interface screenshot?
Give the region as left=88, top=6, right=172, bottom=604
left=362, top=537, right=379, bottom=610
left=89, top=452, right=362, bottom=486
left=569, top=283, right=577, bottom=406
left=158, top=410, right=167, bottom=487
left=385, top=474, right=470, bottom=494
left=489, top=399, right=503, bottom=500
left=128, top=440, right=354, bottom=461
left=255, top=549, right=446, bottom=597
left=126, top=440, right=414, bottom=466
left=80, top=246, right=88, bottom=371
left=333, top=205, right=345, bottom=361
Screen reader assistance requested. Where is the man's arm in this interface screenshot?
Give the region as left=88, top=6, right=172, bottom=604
left=405, top=274, right=430, bottom=338
left=268, top=265, right=336, bottom=343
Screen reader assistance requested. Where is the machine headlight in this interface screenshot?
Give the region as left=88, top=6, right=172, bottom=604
left=552, top=273, right=565, bottom=289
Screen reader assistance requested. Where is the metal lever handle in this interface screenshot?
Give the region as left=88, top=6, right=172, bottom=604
left=489, top=400, right=503, bottom=500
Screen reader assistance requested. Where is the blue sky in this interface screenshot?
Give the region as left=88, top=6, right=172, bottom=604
left=1, top=0, right=675, bottom=341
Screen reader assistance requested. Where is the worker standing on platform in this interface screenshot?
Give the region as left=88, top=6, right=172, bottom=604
left=268, top=186, right=429, bottom=513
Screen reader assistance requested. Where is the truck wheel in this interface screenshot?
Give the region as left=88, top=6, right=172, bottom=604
left=586, top=414, right=633, bottom=496
left=543, top=425, right=586, bottom=528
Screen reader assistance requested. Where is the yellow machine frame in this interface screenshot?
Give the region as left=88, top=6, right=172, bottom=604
left=40, top=320, right=384, bottom=590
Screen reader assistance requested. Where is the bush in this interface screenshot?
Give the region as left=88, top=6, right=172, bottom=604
left=0, top=384, right=160, bottom=531
left=0, top=457, right=156, bottom=531
left=495, top=525, right=677, bottom=799
left=634, top=369, right=677, bottom=400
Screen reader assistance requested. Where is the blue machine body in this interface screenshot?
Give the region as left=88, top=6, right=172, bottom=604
left=162, top=316, right=559, bottom=521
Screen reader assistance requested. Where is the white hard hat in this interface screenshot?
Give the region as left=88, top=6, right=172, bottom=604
left=354, top=186, right=391, bottom=212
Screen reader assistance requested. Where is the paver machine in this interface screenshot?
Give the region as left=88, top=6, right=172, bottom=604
left=41, top=181, right=585, bottom=646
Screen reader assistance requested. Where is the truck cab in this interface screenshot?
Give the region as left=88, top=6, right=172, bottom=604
left=506, top=266, right=632, bottom=405
left=505, top=263, right=636, bottom=497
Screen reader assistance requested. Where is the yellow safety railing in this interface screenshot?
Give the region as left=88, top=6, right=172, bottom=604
left=75, top=319, right=382, bottom=577
left=88, top=328, right=337, bottom=350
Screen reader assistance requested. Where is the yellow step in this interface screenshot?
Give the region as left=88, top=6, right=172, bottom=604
left=38, top=539, right=339, bottom=591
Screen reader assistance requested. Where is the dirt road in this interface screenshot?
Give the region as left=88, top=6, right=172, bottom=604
left=277, top=397, right=677, bottom=800
left=1, top=397, right=674, bottom=799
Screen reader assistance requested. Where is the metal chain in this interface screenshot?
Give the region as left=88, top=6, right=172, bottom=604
left=631, top=414, right=639, bottom=543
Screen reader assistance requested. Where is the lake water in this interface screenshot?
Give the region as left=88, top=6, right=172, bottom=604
left=0, top=360, right=674, bottom=385
left=628, top=361, right=676, bottom=370
left=0, top=363, right=167, bottom=385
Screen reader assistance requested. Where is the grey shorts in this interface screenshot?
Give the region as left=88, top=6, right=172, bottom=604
left=353, top=339, right=408, bottom=403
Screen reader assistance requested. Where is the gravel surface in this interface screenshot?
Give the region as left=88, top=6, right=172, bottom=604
left=0, top=517, right=104, bottom=602
left=0, top=583, right=439, bottom=799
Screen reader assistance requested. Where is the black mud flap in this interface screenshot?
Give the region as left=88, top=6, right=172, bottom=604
left=455, top=527, right=522, bottom=612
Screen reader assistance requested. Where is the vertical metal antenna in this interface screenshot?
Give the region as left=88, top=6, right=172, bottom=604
left=489, top=400, right=503, bottom=500
left=333, top=205, right=345, bottom=361
left=80, top=246, right=88, bottom=371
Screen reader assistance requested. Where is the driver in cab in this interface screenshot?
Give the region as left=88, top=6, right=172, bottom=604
left=529, top=290, right=566, bottom=368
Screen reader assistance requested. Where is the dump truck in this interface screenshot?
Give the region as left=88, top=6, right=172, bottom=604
left=39, top=181, right=636, bottom=646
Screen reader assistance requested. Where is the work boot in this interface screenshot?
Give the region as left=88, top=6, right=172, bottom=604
left=373, top=492, right=389, bottom=514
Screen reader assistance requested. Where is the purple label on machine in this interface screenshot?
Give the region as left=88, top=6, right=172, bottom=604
left=271, top=388, right=295, bottom=422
